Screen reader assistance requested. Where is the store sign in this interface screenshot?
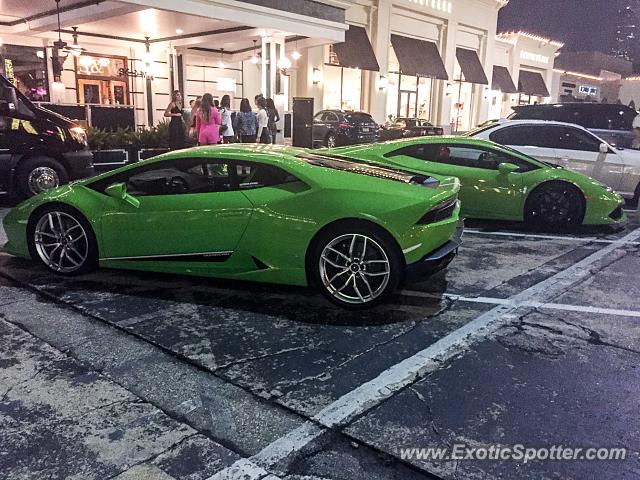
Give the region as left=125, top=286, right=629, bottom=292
left=76, top=55, right=126, bottom=77
left=520, top=51, right=550, bottom=64
left=118, top=68, right=151, bottom=79
left=406, top=0, right=453, bottom=14
left=579, top=85, right=598, bottom=96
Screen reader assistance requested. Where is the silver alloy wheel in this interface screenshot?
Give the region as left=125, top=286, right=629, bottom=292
left=28, top=167, right=60, bottom=195
left=319, top=233, right=390, bottom=305
left=327, top=134, right=337, bottom=148
left=34, top=211, right=88, bottom=273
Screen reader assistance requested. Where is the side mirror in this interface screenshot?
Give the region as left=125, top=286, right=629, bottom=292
left=599, top=143, right=610, bottom=154
left=498, top=162, right=519, bottom=174
left=0, top=100, right=16, bottom=116
left=105, top=182, right=140, bottom=208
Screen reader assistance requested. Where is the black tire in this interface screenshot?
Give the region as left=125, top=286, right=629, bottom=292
left=27, top=204, right=98, bottom=276
left=524, top=181, right=585, bottom=230
left=15, top=157, right=69, bottom=199
left=325, top=132, right=338, bottom=148
left=308, top=221, right=403, bottom=309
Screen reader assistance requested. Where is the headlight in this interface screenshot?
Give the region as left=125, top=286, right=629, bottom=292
left=69, top=126, right=88, bottom=146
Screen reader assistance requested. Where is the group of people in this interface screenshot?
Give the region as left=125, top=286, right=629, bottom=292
left=165, top=91, right=280, bottom=150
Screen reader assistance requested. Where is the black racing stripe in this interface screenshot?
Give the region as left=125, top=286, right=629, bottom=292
left=115, top=252, right=232, bottom=263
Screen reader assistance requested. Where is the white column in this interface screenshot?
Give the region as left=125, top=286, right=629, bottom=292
left=368, top=0, right=392, bottom=124
left=437, top=20, right=458, bottom=130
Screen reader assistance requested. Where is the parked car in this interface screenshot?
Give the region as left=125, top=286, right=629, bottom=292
left=312, top=110, right=378, bottom=148
left=507, top=103, right=638, bottom=148
left=379, top=118, right=444, bottom=141
left=2, top=144, right=463, bottom=309
left=466, top=120, right=640, bottom=203
left=0, top=74, right=94, bottom=199
left=329, top=137, right=626, bottom=229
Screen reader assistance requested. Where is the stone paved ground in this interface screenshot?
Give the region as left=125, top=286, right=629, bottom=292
left=1, top=205, right=640, bottom=479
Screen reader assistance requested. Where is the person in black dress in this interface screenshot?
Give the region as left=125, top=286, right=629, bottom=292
left=164, top=90, right=185, bottom=150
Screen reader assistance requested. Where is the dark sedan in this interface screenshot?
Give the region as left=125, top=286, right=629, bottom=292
left=379, top=118, right=443, bottom=141
left=312, top=110, right=379, bottom=148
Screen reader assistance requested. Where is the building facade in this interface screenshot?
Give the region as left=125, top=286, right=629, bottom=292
left=0, top=0, right=560, bottom=135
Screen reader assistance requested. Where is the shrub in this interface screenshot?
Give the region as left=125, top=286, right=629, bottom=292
left=87, top=120, right=171, bottom=150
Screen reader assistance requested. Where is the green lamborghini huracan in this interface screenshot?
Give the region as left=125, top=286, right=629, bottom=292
left=3, top=144, right=462, bottom=308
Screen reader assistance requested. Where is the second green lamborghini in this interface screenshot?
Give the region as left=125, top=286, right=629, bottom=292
left=329, top=137, right=626, bottom=227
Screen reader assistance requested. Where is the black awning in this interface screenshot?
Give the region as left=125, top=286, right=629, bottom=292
left=331, top=25, right=380, bottom=71
left=390, top=34, right=448, bottom=80
left=455, top=48, right=488, bottom=85
left=491, top=65, right=518, bottom=93
left=518, top=70, right=550, bottom=97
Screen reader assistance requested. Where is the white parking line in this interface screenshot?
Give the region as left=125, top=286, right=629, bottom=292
left=207, top=227, right=640, bottom=480
left=464, top=229, right=640, bottom=245
left=402, top=290, right=640, bottom=318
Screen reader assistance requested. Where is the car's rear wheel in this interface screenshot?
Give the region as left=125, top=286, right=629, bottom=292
left=325, top=133, right=337, bottom=148
left=16, top=157, right=69, bottom=198
left=28, top=205, right=98, bottom=275
left=524, top=181, right=584, bottom=229
left=309, top=222, right=402, bottom=309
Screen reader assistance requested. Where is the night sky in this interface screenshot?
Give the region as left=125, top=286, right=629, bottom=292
left=498, top=0, right=623, bottom=53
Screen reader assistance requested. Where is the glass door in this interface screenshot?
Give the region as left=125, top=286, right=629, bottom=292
left=399, top=91, right=417, bottom=118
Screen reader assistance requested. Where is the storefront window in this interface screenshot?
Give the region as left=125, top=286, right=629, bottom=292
left=386, top=45, right=433, bottom=122
left=0, top=44, right=49, bottom=101
left=451, top=61, right=474, bottom=132
left=75, top=54, right=129, bottom=105
left=323, top=64, right=362, bottom=111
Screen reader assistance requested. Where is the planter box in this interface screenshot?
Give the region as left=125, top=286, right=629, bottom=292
left=91, top=149, right=129, bottom=172
left=138, top=148, right=170, bottom=162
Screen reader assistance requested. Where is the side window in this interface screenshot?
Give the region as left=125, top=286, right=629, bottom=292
left=326, top=113, right=339, bottom=123
left=557, top=127, right=600, bottom=152
left=313, top=112, right=326, bottom=123
left=90, top=158, right=232, bottom=196
left=235, top=162, right=299, bottom=189
left=490, top=126, right=540, bottom=146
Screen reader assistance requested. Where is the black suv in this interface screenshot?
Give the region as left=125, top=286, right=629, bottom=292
left=508, top=103, right=638, bottom=148
left=1, top=74, right=94, bottom=198
left=312, top=110, right=378, bottom=148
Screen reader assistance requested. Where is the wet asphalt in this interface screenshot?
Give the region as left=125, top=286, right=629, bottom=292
left=1, top=204, right=640, bottom=480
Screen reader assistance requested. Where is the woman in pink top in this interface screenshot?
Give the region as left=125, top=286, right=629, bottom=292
left=195, top=93, right=222, bottom=145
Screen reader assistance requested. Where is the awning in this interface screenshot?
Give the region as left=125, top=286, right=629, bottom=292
left=491, top=65, right=518, bottom=93
left=518, top=70, right=550, bottom=97
left=331, top=25, right=380, bottom=71
left=455, top=48, right=488, bottom=85
left=390, top=34, right=448, bottom=80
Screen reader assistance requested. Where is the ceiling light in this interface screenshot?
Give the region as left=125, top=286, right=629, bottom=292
left=250, top=40, right=259, bottom=64
left=278, top=56, right=291, bottom=70
left=176, top=28, right=184, bottom=34
left=291, top=50, right=302, bottom=60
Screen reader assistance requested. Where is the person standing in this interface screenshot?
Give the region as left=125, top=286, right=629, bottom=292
left=195, top=93, right=222, bottom=146
left=164, top=90, right=185, bottom=150
left=266, top=98, right=280, bottom=145
left=188, top=96, right=201, bottom=141
left=219, top=94, right=235, bottom=144
left=256, top=96, right=270, bottom=144
left=235, top=98, right=257, bottom=143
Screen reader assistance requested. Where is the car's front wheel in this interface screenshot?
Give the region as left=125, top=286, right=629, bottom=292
left=16, top=157, right=69, bottom=198
left=28, top=205, right=98, bottom=275
left=309, top=222, right=403, bottom=309
left=524, top=181, right=584, bottom=229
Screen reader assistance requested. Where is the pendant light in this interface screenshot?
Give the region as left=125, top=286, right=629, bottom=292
left=291, top=39, right=302, bottom=60
left=219, top=47, right=226, bottom=69
left=250, top=40, right=259, bottom=64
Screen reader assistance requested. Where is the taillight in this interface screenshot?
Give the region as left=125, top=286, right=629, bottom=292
left=417, top=196, right=458, bottom=225
left=339, top=123, right=350, bottom=130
